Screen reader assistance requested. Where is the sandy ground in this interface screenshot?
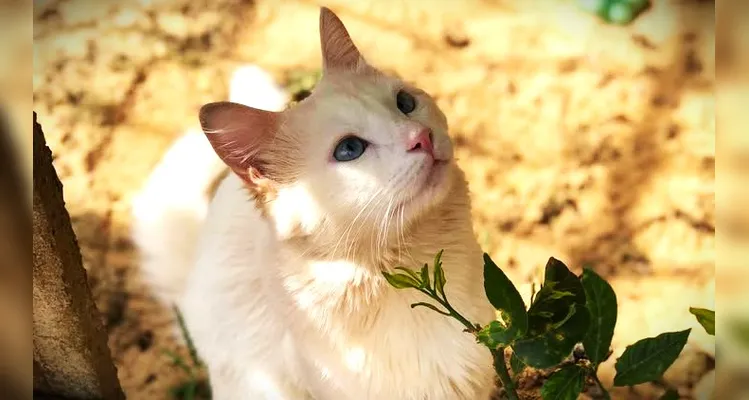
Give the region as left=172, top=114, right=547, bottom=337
left=33, top=0, right=716, bottom=398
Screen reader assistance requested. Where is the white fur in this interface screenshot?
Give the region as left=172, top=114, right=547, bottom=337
left=131, top=65, right=290, bottom=305
left=180, top=173, right=495, bottom=400
left=229, top=65, right=289, bottom=111
left=131, top=128, right=224, bottom=305
left=133, top=62, right=496, bottom=399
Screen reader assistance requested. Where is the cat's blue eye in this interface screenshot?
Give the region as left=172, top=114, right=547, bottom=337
left=333, top=136, right=369, bottom=162
left=396, top=90, right=416, bottom=114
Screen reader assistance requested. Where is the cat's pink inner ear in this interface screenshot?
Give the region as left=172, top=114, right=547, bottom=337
left=319, top=7, right=363, bottom=71
left=199, top=101, right=278, bottom=182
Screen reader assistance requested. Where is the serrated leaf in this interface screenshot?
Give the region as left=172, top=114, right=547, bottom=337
left=512, top=303, right=590, bottom=368
left=510, top=351, right=526, bottom=375
left=659, top=389, right=680, bottom=400
left=581, top=268, right=618, bottom=365
left=541, top=364, right=587, bottom=400
left=477, top=320, right=519, bottom=349
left=614, top=329, right=692, bottom=386
left=689, top=307, right=714, bottom=336
left=433, top=250, right=446, bottom=297
left=483, top=253, right=528, bottom=338
left=383, top=271, right=421, bottom=289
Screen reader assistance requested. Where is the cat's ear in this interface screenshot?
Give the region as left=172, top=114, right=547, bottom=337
left=319, top=7, right=364, bottom=71
left=199, top=101, right=279, bottom=184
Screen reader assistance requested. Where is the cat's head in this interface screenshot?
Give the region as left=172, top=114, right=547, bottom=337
left=199, top=7, right=458, bottom=246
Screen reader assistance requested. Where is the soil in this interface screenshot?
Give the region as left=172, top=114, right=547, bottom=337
left=33, top=0, right=716, bottom=399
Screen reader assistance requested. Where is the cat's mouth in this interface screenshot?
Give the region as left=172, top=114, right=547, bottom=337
left=398, top=159, right=451, bottom=211
left=423, top=159, right=448, bottom=189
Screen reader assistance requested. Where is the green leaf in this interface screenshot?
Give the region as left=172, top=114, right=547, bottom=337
left=527, top=258, right=587, bottom=335
left=419, top=264, right=430, bottom=289
left=509, top=351, right=526, bottom=376
left=433, top=249, right=446, bottom=297
left=477, top=320, right=519, bottom=349
left=483, top=253, right=528, bottom=338
left=174, top=306, right=201, bottom=367
left=394, top=266, right=421, bottom=282
left=514, top=258, right=589, bottom=368
left=545, top=290, right=576, bottom=301
left=689, top=307, right=715, bottom=336
left=512, top=303, right=590, bottom=368
left=549, top=302, right=578, bottom=330
left=613, top=329, right=692, bottom=386
left=411, top=302, right=450, bottom=316
left=383, top=271, right=421, bottom=289
left=659, top=389, right=680, bottom=400
left=162, top=349, right=195, bottom=375
left=541, top=364, right=587, bottom=400
left=171, top=380, right=198, bottom=400
left=581, top=268, right=618, bottom=365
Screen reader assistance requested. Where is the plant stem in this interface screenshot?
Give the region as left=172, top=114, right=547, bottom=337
left=445, top=303, right=477, bottom=332
left=492, top=348, right=519, bottom=400
left=417, top=289, right=476, bottom=332
left=426, top=291, right=520, bottom=400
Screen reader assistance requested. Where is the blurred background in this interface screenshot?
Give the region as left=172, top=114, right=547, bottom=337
left=28, top=0, right=721, bottom=398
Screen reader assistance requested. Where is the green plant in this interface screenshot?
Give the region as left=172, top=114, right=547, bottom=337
left=579, top=0, right=650, bottom=25
left=284, top=69, right=322, bottom=105
left=383, top=251, right=692, bottom=399
left=689, top=307, right=714, bottom=336
left=162, top=307, right=212, bottom=400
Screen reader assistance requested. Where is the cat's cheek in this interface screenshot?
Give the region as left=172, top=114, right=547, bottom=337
left=433, top=135, right=454, bottom=161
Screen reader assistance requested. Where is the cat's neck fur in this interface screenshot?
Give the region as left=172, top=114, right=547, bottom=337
left=282, top=165, right=478, bottom=269
left=273, top=165, right=488, bottom=333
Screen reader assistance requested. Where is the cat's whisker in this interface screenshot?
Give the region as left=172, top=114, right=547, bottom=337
left=397, top=204, right=408, bottom=263
left=366, top=191, right=392, bottom=267
left=340, top=187, right=385, bottom=262
left=377, top=197, right=391, bottom=251
left=335, top=192, right=375, bottom=257
left=365, top=195, right=388, bottom=267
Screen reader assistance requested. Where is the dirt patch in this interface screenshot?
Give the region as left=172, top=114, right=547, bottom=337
left=33, top=0, right=714, bottom=398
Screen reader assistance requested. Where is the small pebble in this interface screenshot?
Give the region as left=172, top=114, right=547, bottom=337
left=137, top=330, right=154, bottom=351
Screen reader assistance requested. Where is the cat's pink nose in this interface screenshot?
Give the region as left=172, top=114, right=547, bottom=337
left=406, top=127, right=434, bottom=158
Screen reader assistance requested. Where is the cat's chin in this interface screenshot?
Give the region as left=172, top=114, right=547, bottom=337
left=399, top=160, right=453, bottom=216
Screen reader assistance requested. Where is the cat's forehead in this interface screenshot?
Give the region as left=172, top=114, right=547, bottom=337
left=320, top=70, right=400, bottom=97
left=287, top=71, right=396, bottom=118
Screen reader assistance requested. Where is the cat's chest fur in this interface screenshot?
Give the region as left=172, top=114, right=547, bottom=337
left=279, top=254, right=495, bottom=400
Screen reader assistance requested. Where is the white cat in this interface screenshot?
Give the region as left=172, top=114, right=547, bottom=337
left=132, top=8, right=496, bottom=400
